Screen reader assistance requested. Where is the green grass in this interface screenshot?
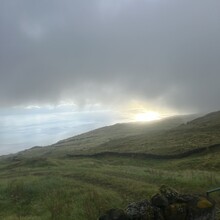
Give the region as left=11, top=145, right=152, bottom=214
left=0, top=111, right=220, bottom=219
left=14, top=112, right=220, bottom=158
left=14, top=115, right=195, bottom=158
left=0, top=153, right=219, bottom=219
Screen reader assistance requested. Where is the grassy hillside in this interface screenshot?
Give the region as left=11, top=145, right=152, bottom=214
left=14, top=111, right=220, bottom=159
left=14, top=114, right=195, bottom=158
left=0, top=111, right=219, bottom=219
left=0, top=151, right=219, bottom=220
left=86, top=111, right=220, bottom=155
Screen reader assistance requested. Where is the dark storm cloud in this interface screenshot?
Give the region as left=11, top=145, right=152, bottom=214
left=0, top=0, right=220, bottom=112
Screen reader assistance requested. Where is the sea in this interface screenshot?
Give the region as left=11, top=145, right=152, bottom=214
left=0, top=106, right=124, bottom=156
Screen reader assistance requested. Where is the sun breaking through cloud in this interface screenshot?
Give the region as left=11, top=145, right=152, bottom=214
left=0, top=0, right=219, bottom=113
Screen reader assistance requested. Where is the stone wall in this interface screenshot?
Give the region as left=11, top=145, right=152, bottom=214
left=99, top=186, right=216, bottom=220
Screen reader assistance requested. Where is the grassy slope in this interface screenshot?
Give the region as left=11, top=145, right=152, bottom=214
left=87, top=111, right=220, bottom=154
left=15, top=111, right=220, bottom=158
left=14, top=114, right=195, bottom=158
left=0, top=112, right=220, bottom=219
left=0, top=152, right=219, bottom=220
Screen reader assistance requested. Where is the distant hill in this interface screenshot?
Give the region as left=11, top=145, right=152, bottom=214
left=5, top=110, right=220, bottom=159
left=88, top=111, right=220, bottom=155
left=13, top=114, right=195, bottom=158
left=186, top=110, right=220, bottom=128
left=0, top=111, right=219, bottom=220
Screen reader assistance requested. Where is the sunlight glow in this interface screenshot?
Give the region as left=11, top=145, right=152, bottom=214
left=134, top=111, right=161, bottom=122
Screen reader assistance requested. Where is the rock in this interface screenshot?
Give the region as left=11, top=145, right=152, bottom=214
left=98, top=186, right=216, bottom=220
left=164, top=203, right=188, bottom=220
left=99, top=208, right=128, bottom=220
left=159, top=185, right=179, bottom=204
left=125, top=199, right=151, bottom=218
left=186, top=196, right=216, bottom=220
left=151, top=193, right=169, bottom=208
left=157, top=186, right=216, bottom=220
left=125, top=199, right=164, bottom=220
left=197, top=197, right=213, bottom=209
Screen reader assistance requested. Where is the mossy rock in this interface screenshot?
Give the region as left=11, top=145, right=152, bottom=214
left=159, top=185, right=179, bottom=203
left=197, top=197, right=213, bottom=209
left=186, top=196, right=215, bottom=220
left=99, top=186, right=216, bottom=220
left=164, top=203, right=187, bottom=220
left=125, top=199, right=164, bottom=220
left=151, top=193, right=169, bottom=208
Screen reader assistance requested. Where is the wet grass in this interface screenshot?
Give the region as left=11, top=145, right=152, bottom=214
left=0, top=112, right=220, bottom=219
left=0, top=154, right=219, bottom=219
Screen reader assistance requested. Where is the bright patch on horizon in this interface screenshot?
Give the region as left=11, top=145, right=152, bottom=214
left=134, top=111, right=161, bottom=122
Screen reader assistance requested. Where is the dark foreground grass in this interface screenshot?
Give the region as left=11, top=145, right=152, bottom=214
left=0, top=154, right=219, bottom=220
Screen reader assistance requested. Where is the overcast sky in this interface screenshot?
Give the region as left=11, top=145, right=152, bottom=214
left=1, top=0, right=220, bottom=114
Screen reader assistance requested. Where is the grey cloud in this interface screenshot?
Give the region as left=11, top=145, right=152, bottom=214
left=0, top=0, right=220, bottom=112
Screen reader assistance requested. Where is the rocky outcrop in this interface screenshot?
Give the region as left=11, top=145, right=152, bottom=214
left=99, top=186, right=216, bottom=220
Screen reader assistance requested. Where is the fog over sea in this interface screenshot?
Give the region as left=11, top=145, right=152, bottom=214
left=0, top=106, right=123, bottom=156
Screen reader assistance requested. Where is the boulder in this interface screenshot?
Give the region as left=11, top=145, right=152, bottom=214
left=186, top=196, right=215, bottom=220
left=151, top=193, right=169, bottom=208
left=155, top=186, right=216, bottom=220
left=98, top=186, right=216, bottom=220
left=125, top=199, right=164, bottom=220
left=159, top=185, right=179, bottom=204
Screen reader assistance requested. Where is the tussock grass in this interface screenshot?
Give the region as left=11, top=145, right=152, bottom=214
left=0, top=112, right=220, bottom=219
left=0, top=155, right=219, bottom=219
